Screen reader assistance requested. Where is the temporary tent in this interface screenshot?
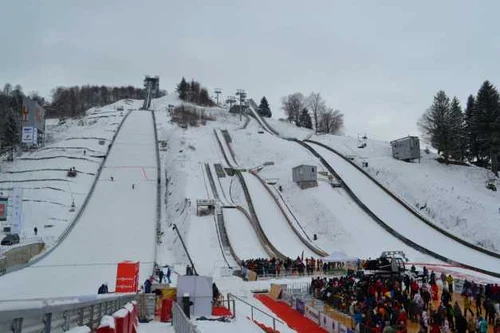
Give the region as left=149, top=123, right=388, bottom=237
left=322, top=250, right=358, bottom=263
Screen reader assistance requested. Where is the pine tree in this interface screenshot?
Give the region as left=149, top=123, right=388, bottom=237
left=464, top=95, right=483, bottom=164
left=474, top=81, right=500, bottom=175
left=298, top=108, right=312, bottom=129
left=176, top=77, right=188, bottom=100
left=258, top=96, right=272, bottom=118
left=2, top=109, right=19, bottom=159
left=418, top=91, right=454, bottom=163
left=449, top=97, right=466, bottom=161
left=199, top=88, right=214, bottom=106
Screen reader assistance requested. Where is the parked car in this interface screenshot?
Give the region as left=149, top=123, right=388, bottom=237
left=1, top=233, right=20, bottom=246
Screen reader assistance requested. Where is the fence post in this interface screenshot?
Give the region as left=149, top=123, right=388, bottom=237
left=11, top=318, right=23, bottom=333
left=62, top=310, right=69, bottom=331
left=89, top=304, right=95, bottom=329
left=78, top=308, right=84, bottom=326
left=251, top=307, right=254, bottom=320
left=273, top=318, right=276, bottom=332
left=43, top=313, right=52, bottom=333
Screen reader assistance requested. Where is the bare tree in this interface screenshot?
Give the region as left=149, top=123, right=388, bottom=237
left=306, top=92, right=327, bottom=132
left=318, top=108, right=344, bottom=134
left=281, top=93, right=304, bottom=125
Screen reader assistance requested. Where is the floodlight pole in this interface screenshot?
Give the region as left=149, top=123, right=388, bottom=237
left=215, top=88, right=222, bottom=105
left=236, top=89, right=246, bottom=121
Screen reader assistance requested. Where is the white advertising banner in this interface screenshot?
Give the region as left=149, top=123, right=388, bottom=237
left=305, top=304, right=321, bottom=325
left=320, top=312, right=338, bottom=333
left=11, top=187, right=23, bottom=234
left=22, top=126, right=34, bottom=144
left=33, top=127, right=38, bottom=145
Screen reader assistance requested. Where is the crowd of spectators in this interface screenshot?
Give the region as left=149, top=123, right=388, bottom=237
left=240, top=257, right=345, bottom=276
left=310, top=269, right=500, bottom=333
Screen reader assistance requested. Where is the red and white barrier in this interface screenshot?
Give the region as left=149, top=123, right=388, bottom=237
left=96, top=301, right=138, bottom=333
left=113, top=308, right=129, bottom=333
left=96, top=315, right=116, bottom=333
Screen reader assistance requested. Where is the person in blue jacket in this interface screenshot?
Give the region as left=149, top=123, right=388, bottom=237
left=144, top=277, right=153, bottom=293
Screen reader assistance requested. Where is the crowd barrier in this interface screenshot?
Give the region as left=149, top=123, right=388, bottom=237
left=172, top=301, right=201, bottom=333
left=97, top=300, right=138, bottom=333
left=282, top=286, right=355, bottom=333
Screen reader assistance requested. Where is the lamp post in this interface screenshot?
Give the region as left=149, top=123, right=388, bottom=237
left=226, top=96, right=236, bottom=112
left=214, top=88, right=222, bottom=105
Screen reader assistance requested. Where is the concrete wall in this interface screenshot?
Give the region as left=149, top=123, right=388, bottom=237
left=0, top=242, right=45, bottom=275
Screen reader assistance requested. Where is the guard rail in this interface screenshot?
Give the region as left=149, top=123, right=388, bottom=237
left=0, top=293, right=141, bottom=333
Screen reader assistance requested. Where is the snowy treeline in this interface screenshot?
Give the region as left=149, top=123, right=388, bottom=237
left=419, top=80, right=500, bottom=175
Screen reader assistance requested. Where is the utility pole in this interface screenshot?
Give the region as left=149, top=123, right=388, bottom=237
left=214, top=88, right=222, bottom=106
left=236, top=89, right=246, bottom=121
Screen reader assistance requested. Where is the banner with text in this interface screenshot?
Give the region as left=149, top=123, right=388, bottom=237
left=305, top=304, right=321, bottom=325
left=320, top=312, right=338, bottom=333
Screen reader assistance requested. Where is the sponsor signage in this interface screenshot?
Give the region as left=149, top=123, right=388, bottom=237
left=115, top=261, right=140, bottom=293
left=320, top=313, right=338, bottom=333
left=0, top=197, right=7, bottom=221
left=22, top=126, right=34, bottom=144
left=10, top=187, right=23, bottom=234
left=33, top=127, right=38, bottom=145
left=295, top=299, right=305, bottom=315
left=305, top=304, right=320, bottom=324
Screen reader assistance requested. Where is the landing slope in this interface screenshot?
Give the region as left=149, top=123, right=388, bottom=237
left=0, top=111, right=158, bottom=299
left=311, top=143, right=500, bottom=275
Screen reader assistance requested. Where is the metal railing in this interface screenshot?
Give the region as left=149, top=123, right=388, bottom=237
left=0, top=294, right=138, bottom=333
left=150, top=110, right=162, bottom=250
left=227, top=293, right=283, bottom=332
left=172, top=301, right=201, bottom=333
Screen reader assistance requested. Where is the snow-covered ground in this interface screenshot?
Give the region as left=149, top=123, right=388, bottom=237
left=0, top=110, right=157, bottom=299
left=309, top=133, right=500, bottom=253
left=0, top=99, right=142, bottom=253
left=3, top=92, right=500, bottom=333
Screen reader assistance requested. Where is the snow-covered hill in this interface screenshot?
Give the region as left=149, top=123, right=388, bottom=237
left=0, top=99, right=141, bottom=253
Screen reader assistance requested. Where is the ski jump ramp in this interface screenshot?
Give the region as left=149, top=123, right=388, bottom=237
left=0, top=111, right=158, bottom=300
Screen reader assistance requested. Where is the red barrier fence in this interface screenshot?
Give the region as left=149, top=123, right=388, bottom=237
left=96, top=301, right=138, bottom=333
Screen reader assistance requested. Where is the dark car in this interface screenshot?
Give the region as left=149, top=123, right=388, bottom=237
left=1, top=234, right=20, bottom=246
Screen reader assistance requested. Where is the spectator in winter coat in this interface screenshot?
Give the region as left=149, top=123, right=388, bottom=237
left=420, top=310, right=429, bottom=333
left=98, top=283, right=108, bottom=294
left=479, top=316, right=488, bottom=333
left=455, top=314, right=467, bottom=333
left=158, top=269, right=164, bottom=283
left=144, top=277, right=152, bottom=293
left=446, top=275, right=454, bottom=294
left=441, top=272, right=447, bottom=286
left=166, top=265, right=172, bottom=283
left=464, top=295, right=474, bottom=317
left=442, top=289, right=452, bottom=307
left=453, top=301, right=462, bottom=319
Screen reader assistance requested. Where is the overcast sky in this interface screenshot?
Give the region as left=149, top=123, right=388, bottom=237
left=1, top=1, right=499, bottom=140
